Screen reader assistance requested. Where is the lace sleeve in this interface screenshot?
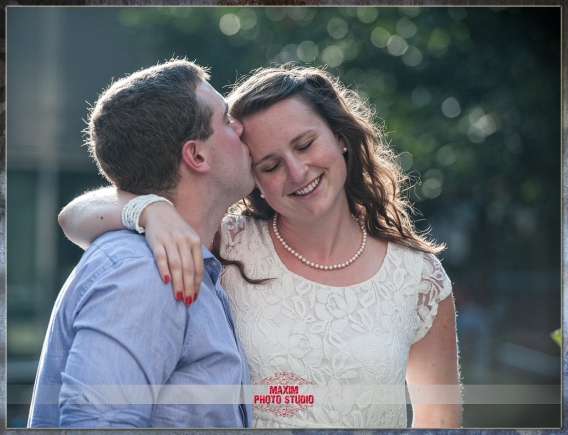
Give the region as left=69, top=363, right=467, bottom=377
left=219, top=214, right=248, bottom=260
left=413, top=253, right=453, bottom=343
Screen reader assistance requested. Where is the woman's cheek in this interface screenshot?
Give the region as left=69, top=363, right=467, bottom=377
left=252, top=169, right=261, bottom=183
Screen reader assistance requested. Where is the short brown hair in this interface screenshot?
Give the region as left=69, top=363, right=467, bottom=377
left=86, top=59, right=213, bottom=196
left=227, top=64, right=444, bottom=255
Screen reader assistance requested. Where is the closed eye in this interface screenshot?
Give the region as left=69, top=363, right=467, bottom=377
left=260, top=138, right=314, bottom=173
left=298, top=140, right=314, bottom=151
left=264, top=162, right=280, bottom=173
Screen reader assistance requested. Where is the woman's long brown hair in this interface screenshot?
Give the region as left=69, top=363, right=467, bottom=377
left=226, top=64, right=444, bottom=257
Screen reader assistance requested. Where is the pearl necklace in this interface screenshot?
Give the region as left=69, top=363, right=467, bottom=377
left=272, top=213, right=367, bottom=270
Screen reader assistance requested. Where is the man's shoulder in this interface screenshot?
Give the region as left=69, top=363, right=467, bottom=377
left=72, top=230, right=179, bottom=310
left=88, top=230, right=153, bottom=264
left=72, top=230, right=156, bottom=284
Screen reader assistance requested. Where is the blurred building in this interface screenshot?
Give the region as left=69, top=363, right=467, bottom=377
left=7, top=8, right=150, bottom=426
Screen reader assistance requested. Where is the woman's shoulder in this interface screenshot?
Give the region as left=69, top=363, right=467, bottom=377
left=220, top=214, right=269, bottom=252
left=411, top=249, right=453, bottom=343
left=419, top=250, right=451, bottom=285
left=388, top=242, right=447, bottom=274
left=411, top=248, right=453, bottom=308
left=221, top=214, right=264, bottom=234
left=221, top=213, right=248, bottom=230
left=386, top=242, right=451, bottom=294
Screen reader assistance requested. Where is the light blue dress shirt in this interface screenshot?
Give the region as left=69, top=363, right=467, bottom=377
left=28, top=230, right=251, bottom=428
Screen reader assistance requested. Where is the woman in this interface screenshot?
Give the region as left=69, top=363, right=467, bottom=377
left=59, top=65, right=461, bottom=428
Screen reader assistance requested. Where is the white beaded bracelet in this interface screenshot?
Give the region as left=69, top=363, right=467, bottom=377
left=122, top=194, right=173, bottom=234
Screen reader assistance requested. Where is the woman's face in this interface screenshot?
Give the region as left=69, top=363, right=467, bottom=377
left=241, top=97, right=348, bottom=222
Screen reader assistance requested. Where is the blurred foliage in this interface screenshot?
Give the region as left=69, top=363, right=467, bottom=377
left=113, top=6, right=561, bottom=275
left=550, top=328, right=561, bottom=347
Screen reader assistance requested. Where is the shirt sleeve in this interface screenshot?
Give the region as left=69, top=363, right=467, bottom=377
left=59, top=256, right=188, bottom=428
left=412, top=253, right=453, bottom=344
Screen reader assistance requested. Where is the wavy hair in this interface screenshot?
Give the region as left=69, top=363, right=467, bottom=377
left=225, top=64, right=444, bottom=256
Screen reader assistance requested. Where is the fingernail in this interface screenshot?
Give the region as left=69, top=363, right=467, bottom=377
left=164, top=275, right=171, bottom=283
left=193, top=293, right=198, bottom=302
left=176, top=292, right=183, bottom=301
left=185, top=296, right=192, bottom=306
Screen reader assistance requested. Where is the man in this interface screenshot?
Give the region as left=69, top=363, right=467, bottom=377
left=28, top=59, right=254, bottom=428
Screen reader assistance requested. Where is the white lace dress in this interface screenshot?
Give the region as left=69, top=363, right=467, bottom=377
left=219, top=215, right=452, bottom=429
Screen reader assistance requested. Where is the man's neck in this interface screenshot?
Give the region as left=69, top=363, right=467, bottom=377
left=171, top=191, right=227, bottom=251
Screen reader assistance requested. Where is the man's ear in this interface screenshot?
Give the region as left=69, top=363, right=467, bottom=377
left=181, top=140, right=211, bottom=174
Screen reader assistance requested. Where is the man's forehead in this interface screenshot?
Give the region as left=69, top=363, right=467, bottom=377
left=197, top=81, right=226, bottom=107
left=196, top=81, right=228, bottom=113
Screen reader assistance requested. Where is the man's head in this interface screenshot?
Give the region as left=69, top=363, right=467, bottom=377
left=86, top=59, right=213, bottom=197
left=189, top=82, right=254, bottom=202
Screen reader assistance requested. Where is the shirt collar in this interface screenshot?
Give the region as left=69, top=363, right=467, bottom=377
left=202, top=245, right=221, bottom=284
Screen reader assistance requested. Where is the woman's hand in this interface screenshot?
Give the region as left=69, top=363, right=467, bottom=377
left=141, top=201, right=204, bottom=305
left=59, top=187, right=204, bottom=304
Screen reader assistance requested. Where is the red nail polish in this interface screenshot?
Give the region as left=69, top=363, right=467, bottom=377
left=164, top=275, right=171, bottom=283
left=193, top=293, right=198, bottom=302
left=176, top=292, right=183, bottom=301
left=185, top=296, right=192, bottom=306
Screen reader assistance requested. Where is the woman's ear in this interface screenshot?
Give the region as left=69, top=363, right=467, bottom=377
left=337, top=136, right=347, bottom=153
left=181, top=140, right=211, bottom=174
left=255, top=185, right=265, bottom=199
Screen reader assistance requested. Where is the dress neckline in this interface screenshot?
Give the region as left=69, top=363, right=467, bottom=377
left=260, top=219, right=391, bottom=289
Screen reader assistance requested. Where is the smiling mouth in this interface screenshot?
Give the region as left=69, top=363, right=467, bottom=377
left=292, top=175, right=322, bottom=196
